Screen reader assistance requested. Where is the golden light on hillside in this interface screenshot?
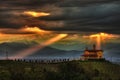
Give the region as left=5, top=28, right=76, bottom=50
left=42, top=34, right=68, bottom=46
left=23, top=11, right=50, bottom=17
left=10, top=34, right=68, bottom=59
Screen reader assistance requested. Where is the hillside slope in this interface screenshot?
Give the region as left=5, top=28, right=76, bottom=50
left=0, top=42, right=82, bottom=58
left=0, top=60, right=119, bottom=80
left=28, top=46, right=82, bottom=57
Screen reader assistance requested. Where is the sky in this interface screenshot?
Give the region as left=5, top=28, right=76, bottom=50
left=0, top=0, right=120, bottom=34
left=0, top=0, right=120, bottom=59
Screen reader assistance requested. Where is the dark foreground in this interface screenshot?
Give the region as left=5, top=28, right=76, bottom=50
left=0, top=60, right=119, bottom=80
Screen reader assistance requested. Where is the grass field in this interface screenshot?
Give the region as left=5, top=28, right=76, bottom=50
left=0, top=60, right=119, bottom=80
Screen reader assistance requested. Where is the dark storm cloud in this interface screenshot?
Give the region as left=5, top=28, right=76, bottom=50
left=58, top=0, right=120, bottom=7
left=40, top=2, right=120, bottom=34
left=0, top=0, right=59, bottom=9
left=0, top=0, right=60, bottom=28
left=0, top=0, right=120, bottom=34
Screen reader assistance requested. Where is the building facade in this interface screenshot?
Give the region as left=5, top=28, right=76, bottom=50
left=81, top=44, right=103, bottom=60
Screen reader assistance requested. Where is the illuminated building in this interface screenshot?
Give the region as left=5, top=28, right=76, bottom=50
left=81, top=44, right=103, bottom=60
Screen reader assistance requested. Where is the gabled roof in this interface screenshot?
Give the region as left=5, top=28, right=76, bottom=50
left=85, top=50, right=103, bottom=52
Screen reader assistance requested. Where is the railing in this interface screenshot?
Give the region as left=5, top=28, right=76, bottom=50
left=0, top=57, right=120, bottom=64
left=0, top=57, right=80, bottom=63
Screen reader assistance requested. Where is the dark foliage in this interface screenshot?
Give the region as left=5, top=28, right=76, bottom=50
left=0, top=60, right=119, bottom=80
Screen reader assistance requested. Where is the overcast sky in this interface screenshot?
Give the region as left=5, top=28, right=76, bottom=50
left=0, top=0, right=120, bottom=34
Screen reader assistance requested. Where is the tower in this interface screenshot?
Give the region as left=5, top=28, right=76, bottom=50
left=93, top=44, right=96, bottom=50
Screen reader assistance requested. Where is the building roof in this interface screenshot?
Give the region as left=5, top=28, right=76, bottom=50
left=85, top=50, right=103, bottom=52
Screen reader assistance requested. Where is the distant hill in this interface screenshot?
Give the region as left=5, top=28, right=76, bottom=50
left=0, top=42, right=82, bottom=58
left=28, top=46, right=82, bottom=58
left=104, top=43, right=120, bottom=57
left=0, top=42, right=36, bottom=57
left=0, top=42, right=119, bottom=62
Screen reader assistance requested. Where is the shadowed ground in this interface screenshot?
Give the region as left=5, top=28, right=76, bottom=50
left=0, top=60, right=119, bottom=80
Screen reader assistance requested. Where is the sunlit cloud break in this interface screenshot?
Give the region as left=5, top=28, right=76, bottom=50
left=0, top=26, right=51, bottom=43
left=0, top=26, right=51, bottom=34
left=21, top=26, right=51, bottom=34
left=83, top=33, right=120, bottom=50
left=23, top=11, right=50, bottom=17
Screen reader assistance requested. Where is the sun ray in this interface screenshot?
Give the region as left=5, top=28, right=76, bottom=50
left=9, top=34, right=68, bottom=59
left=83, top=33, right=119, bottom=50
